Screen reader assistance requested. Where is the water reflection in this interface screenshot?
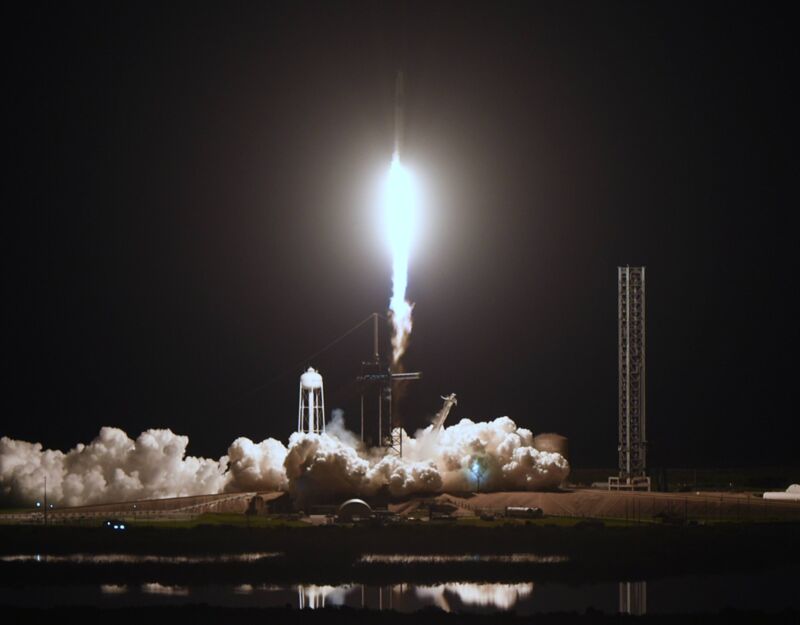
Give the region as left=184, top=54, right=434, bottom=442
left=359, top=553, right=567, bottom=564
left=142, top=583, right=189, bottom=596
left=291, top=583, right=535, bottom=611
left=415, top=583, right=534, bottom=611
left=297, top=584, right=353, bottom=609
left=0, top=553, right=280, bottom=564
left=0, top=572, right=793, bottom=614
left=619, top=581, right=647, bottom=615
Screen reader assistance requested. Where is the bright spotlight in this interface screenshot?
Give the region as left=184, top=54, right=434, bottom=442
left=469, top=457, right=487, bottom=492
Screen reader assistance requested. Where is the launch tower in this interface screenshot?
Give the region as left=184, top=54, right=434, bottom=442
left=357, top=313, right=421, bottom=455
left=610, top=266, right=650, bottom=490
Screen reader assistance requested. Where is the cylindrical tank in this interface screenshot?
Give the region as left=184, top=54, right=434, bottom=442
left=533, top=433, right=569, bottom=460
left=298, top=367, right=325, bottom=434
left=300, top=367, right=323, bottom=389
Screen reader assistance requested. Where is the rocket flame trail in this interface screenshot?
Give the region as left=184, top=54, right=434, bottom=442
left=385, top=151, right=415, bottom=364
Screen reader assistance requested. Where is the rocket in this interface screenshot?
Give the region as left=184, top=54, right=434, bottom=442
left=394, top=70, right=404, bottom=157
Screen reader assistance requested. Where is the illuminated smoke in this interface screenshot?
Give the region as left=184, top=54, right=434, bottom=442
left=224, top=436, right=288, bottom=492
left=402, top=416, right=569, bottom=492
left=1, top=416, right=568, bottom=507
left=384, top=152, right=416, bottom=364
left=0, top=427, right=227, bottom=507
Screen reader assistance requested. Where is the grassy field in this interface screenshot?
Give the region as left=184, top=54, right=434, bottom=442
left=0, top=508, right=36, bottom=515
left=141, top=513, right=309, bottom=529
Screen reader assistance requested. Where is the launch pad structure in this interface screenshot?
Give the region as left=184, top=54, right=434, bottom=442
left=609, top=266, right=650, bottom=491
left=357, top=313, right=421, bottom=457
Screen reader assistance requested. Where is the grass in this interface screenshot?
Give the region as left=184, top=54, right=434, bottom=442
left=455, top=516, right=580, bottom=528
left=0, top=508, right=36, bottom=515
left=139, top=513, right=309, bottom=529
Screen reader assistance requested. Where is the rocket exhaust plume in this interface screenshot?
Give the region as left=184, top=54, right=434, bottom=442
left=386, top=152, right=415, bottom=364
left=385, top=71, right=416, bottom=364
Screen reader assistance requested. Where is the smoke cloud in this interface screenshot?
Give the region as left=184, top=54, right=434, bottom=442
left=1, top=416, right=568, bottom=507
left=0, top=427, right=227, bottom=507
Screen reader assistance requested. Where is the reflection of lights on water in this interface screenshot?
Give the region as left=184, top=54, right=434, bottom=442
left=297, top=584, right=353, bottom=609
left=0, top=552, right=281, bottom=564
left=141, top=582, right=189, bottom=596
left=415, top=583, right=534, bottom=612
left=359, top=553, right=568, bottom=564
left=100, top=584, right=128, bottom=594
left=233, top=584, right=254, bottom=594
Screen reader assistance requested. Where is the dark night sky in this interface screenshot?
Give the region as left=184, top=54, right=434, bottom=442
left=2, top=2, right=797, bottom=468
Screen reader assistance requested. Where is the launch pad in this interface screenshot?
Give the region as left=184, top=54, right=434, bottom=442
left=356, top=313, right=421, bottom=455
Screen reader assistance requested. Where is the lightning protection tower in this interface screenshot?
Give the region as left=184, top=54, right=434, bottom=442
left=298, top=367, right=326, bottom=434
left=610, top=266, right=650, bottom=490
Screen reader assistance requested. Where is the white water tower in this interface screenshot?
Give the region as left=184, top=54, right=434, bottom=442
left=297, top=367, right=326, bottom=434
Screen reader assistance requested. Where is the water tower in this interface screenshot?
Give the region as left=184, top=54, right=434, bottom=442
left=298, top=367, right=326, bottom=434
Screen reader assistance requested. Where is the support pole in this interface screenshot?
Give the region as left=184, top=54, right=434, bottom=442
left=373, top=312, right=379, bottom=362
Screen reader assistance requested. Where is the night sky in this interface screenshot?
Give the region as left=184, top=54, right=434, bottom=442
left=2, top=2, right=797, bottom=469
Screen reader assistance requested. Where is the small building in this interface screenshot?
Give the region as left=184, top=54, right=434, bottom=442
left=246, top=492, right=293, bottom=515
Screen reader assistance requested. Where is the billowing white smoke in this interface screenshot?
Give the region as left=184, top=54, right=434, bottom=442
left=283, top=429, right=443, bottom=504
left=403, top=416, right=568, bottom=492
left=1, top=416, right=568, bottom=507
left=0, top=427, right=227, bottom=507
left=224, top=436, right=288, bottom=493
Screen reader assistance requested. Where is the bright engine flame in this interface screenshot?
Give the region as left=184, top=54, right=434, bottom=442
left=384, top=151, right=417, bottom=364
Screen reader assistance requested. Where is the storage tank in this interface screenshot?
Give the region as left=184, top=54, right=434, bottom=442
left=532, top=433, right=569, bottom=461
left=298, top=367, right=325, bottom=434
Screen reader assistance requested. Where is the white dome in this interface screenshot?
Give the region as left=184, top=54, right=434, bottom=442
left=300, top=367, right=323, bottom=390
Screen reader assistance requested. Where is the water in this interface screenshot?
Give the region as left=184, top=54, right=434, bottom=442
left=0, top=575, right=798, bottom=613
left=358, top=553, right=568, bottom=564
left=0, top=553, right=280, bottom=564
left=0, top=553, right=797, bottom=614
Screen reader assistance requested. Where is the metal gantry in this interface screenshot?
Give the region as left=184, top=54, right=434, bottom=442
left=612, top=266, right=649, bottom=490
left=357, top=313, right=421, bottom=456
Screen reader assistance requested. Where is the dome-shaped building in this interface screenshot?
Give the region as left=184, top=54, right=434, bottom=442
left=336, top=498, right=372, bottom=522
